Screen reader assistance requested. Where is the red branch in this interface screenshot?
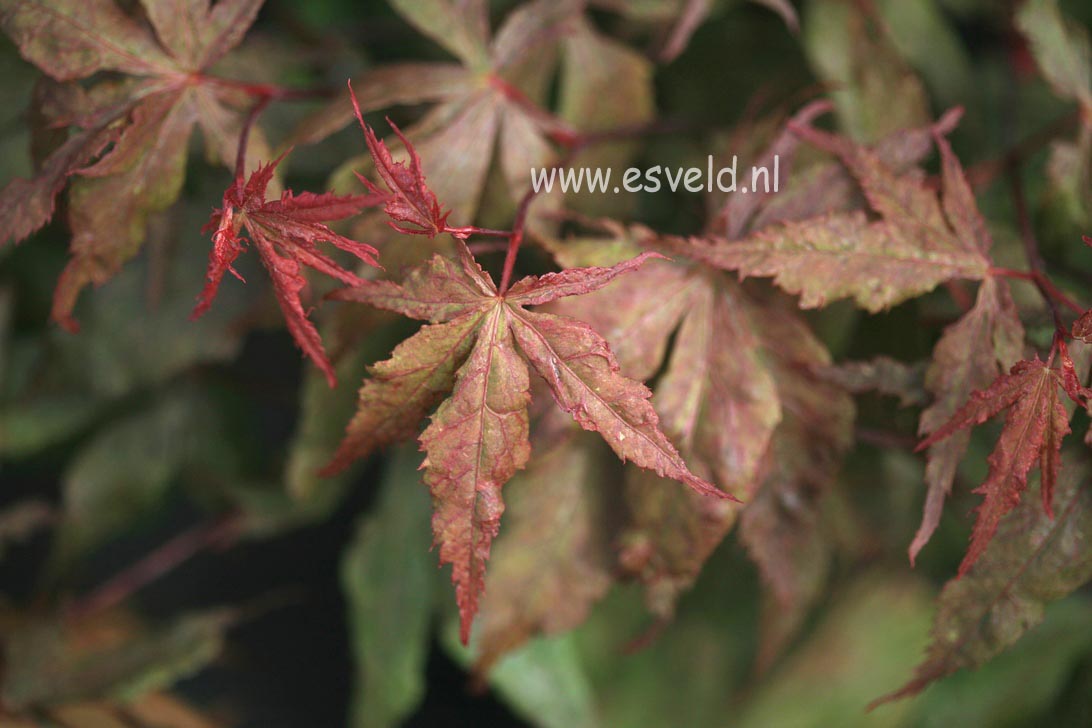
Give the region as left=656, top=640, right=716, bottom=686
left=66, top=513, right=241, bottom=620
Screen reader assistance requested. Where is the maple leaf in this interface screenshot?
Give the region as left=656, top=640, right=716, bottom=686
left=290, top=0, right=576, bottom=220
left=473, top=419, right=613, bottom=674
left=875, top=454, right=1092, bottom=705
left=192, top=154, right=381, bottom=388
left=351, top=105, right=450, bottom=238
left=673, top=108, right=993, bottom=312
left=540, top=105, right=866, bottom=618
left=324, top=239, right=725, bottom=643
left=544, top=104, right=863, bottom=617
left=916, top=355, right=1080, bottom=575
left=0, top=0, right=268, bottom=330
left=291, top=0, right=652, bottom=231
left=910, top=279, right=1025, bottom=563
left=905, top=118, right=1029, bottom=563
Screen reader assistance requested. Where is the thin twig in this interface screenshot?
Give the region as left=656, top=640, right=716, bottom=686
left=234, top=95, right=272, bottom=182
left=200, top=74, right=338, bottom=102
left=1007, top=166, right=1073, bottom=334
left=66, top=513, right=241, bottom=620
left=964, top=109, right=1079, bottom=190
left=990, top=267, right=1084, bottom=316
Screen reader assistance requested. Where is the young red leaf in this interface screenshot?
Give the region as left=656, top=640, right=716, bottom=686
left=327, top=238, right=725, bottom=643
left=911, top=278, right=1024, bottom=564
left=193, top=155, right=380, bottom=387
left=348, top=85, right=450, bottom=238
left=0, top=0, right=271, bottom=330
left=917, top=358, right=1072, bottom=575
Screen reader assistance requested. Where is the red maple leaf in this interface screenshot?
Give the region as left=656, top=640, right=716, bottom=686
left=350, top=83, right=451, bottom=238
left=917, top=353, right=1082, bottom=575
left=324, top=108, right=728, bottom=645
left=192, top=153, right=382, bottom=387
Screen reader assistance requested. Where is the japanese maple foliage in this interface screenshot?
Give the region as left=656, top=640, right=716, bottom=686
left=916, top=353, right=1078, bottom=575
left=325, top=102, right=729, bottom=643
left=4, top=0, right=1092, bottom=722
left=0, top=0, right=270, bottom=331
left=192, top=152, right=382, bottom=387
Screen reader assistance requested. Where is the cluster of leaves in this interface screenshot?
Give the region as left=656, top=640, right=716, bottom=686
left=2, top=0, right=1092, bottom=726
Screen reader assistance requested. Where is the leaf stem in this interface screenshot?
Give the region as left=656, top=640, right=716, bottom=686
left=200, top=74, right=338, bottom=101
left=990, top=267, right=1084, bottom=317
left=963, top=109, right=1079, bottom=190
left=498, top=189, right=535, bottom=294
left=66, top=513, right=241, bottom=620
left=444, top=225, right=513, bottom=239
left=1005, top=165, right=1082, bottom=332
left=234, top=95, right=272, bottom=182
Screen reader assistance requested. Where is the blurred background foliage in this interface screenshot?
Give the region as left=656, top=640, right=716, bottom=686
left=1, top=0, right=1091, bottom=726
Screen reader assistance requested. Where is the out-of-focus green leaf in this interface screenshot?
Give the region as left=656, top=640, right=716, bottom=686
left=0, top=608, right=232, bottom=711
left=909, top=597, right=1092, bottom=728
left=737, top=574, right=933, bottom=728
left=386, top=0, right=491, bottom=70
left=443, top=619, right=600, bottom=728
left=1, top=213, right=247, bottom=458
left=341, top=445, right=434, bottom=728
left=0, top=395, right=100, bottom=457
left=473, top=426, right=614, bottom=672
left=1015, top=0, right=1092, bottom=108
left=1016, top=0, right=1092, bottom=228
left=878, top=455, right=1092, bottom=704
left=559, top=17, right=654, bottom=217
left=876, top=0, right=971, bottom=109
left=53, top=387, right=230, bottom=561
left=803, top=0, right=930, bottom=141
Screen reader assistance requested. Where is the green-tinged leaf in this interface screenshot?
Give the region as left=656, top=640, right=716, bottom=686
left=678, top=112, right=992, bottom=312
left=1, top=213, right=245, bottom=459
left=0, top=0, right=173, bottom=79
left=443, top=619, right=599, bottom=728
left=911, top=598, right=1092, bottom=728
left=474, top=427, right=614, bottom=672
left=877, top=456, right=1092, bottom=704
left=290, top=0, right=584, bottom=227
left=53, top=388, right=228, bottom=560
left=737, top=575, right=933, bottom=728
left=288, top=63, right=473, bottom=147
left=54, top=89, right=199, bottom=331
left=322, top=315, right=483, bottom=475
left=0, top=0, right=267, bottom=328
left=875, top=0, right=971, bottom=108
left=558, top=17, right=654, bottom=217
left=802, top=0, right=930, bottom=141
left=574, top=557, right=758, bottom=728
left=1, top=608, right=233, bottom=710
left=1045, top=134, right=1091, bottom=227
left=386, top=0, right=491, bottom=70
left=1015, top=0, right=1092, bottom=108
left=0, top=396, right=101, bottom=457
left=341, top=445, right=434, bottom=728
